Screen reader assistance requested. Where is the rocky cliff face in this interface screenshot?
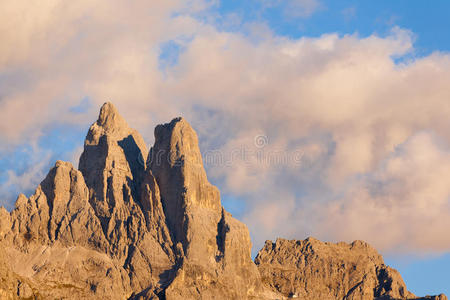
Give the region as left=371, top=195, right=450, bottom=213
left=78, top=103, right=175, bottom=295
left=149, top=117, right=266, bottom=299
left=0, top=102, right=446, bottom=300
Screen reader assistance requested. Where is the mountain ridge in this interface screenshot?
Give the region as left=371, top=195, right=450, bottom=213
left=0, top=102, right=446, bottom=300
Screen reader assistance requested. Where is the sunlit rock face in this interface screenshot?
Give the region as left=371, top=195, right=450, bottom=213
left=0, top=103, right=445, bottom=300
left=149, top=117, right=266, bottom=299
left=255, top=238, right=447, bottom=300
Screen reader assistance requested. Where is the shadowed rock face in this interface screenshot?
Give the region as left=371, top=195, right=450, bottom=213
left=0, top=103, right=446, bottom=300
left=79, top=102, right=149, bottom=251
left=78, top=103, right=175, bottom=294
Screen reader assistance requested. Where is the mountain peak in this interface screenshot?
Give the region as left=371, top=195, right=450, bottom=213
left=78, top=102, right=149, bottom=248
left=0, top=103, right=445, bottom=300
left=151, top=116, right=221, bottom=209
left=94, top=102, right=129, bottom=135
left=98, top=102, right=118, bottom=122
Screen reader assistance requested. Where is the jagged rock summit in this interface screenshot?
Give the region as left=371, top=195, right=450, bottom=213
left=0, top=102, right=446, bottom=300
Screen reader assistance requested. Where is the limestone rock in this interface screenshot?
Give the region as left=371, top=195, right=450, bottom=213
left=0, top=245, right=39, bottom=299
left=9, top=161, right=107, bottom=251
left=79, top=102, right=149, bottom=256
left=255, top=238, right=444, bottom=300
left=78, top=102, right=175, bottom=293
left=4, top=161, right=129, bottom=299
left=149, top=117, right=221, bottom=253
left=149, top=117, right=265, bottom=299
left=1, top=103, right=175, bottom=298
left=4, top=244, right=131, bottom=300
left=0, top=206, right=11, bottom=239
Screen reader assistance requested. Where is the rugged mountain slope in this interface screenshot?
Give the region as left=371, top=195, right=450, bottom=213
left=0, top=102, right=446, bottom=300
left=255, top=238, right=447, bottom=300
left=1, top=160, right=130, bottom=299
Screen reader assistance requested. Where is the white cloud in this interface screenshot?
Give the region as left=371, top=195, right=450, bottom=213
left=318, top=132, right=450, bottom=253
left=163, top=26, right=450, bottom=254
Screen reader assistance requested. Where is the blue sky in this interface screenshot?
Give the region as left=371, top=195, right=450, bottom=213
left=214, top=0, right=450, bottom=54
left=0, top=0, right=449, bottom=296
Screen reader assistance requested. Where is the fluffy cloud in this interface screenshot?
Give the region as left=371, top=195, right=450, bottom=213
left=325, top=132, right=450, bottom=253
left=241, top=132, right=450, bottom=254
left=164, top=26, right=450, bottom=254
left=0, top=0, right=203, bottom=145
left=0, top=0, right=449, bottom=255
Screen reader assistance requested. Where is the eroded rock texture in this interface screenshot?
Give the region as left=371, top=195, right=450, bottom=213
left=0, top=102, right=445, bottom=300
left=255, top=238, right=447, bottom=300
left=78, top=103, right=175, bottom=294
left=149, top=117, right=265, bottom=299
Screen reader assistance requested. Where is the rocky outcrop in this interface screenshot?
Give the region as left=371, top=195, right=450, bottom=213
left=79, top=102, right=150, bottom=254
left=0, top=102, right=446, bottom=300
left=149, top=117, right=266, bottom=299
left=9, top=161, right=107, bottom=250
left=255, top=238, right=447, bottom=300
left=2, top=161, right=129, bottom=299
left=78, top=102, right=175, bottom=295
